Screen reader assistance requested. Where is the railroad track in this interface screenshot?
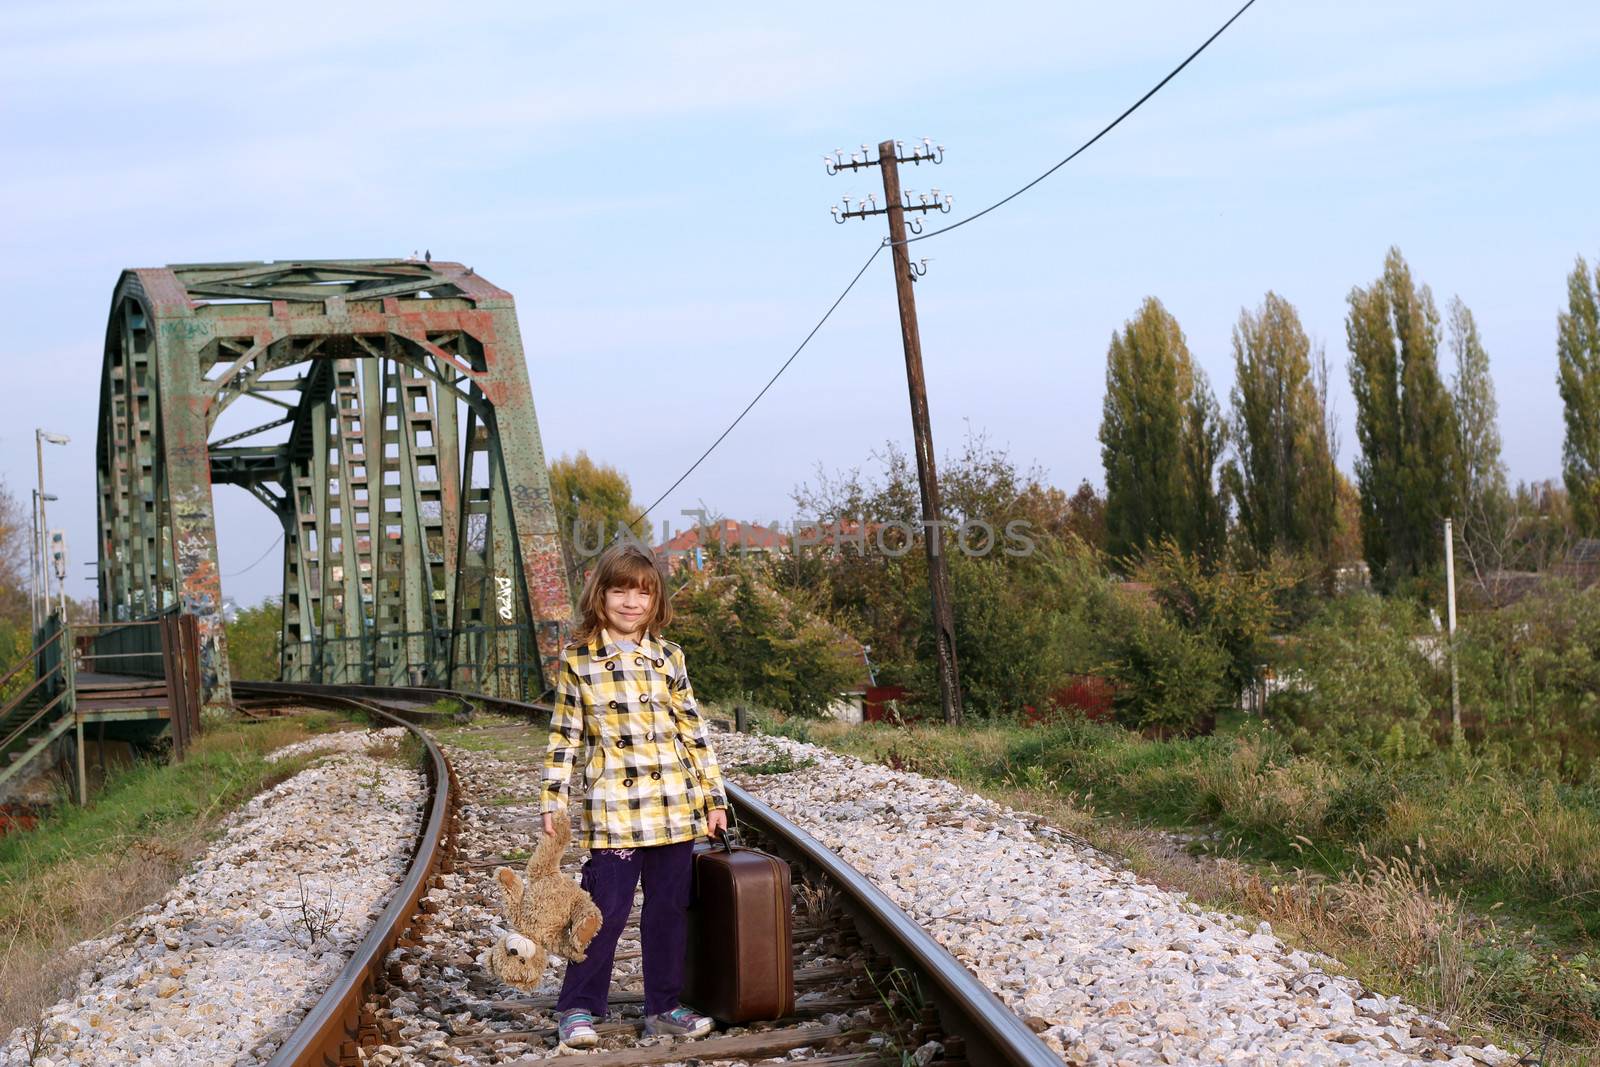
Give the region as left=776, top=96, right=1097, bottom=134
left=236, top=682, right=1060, bottom=1067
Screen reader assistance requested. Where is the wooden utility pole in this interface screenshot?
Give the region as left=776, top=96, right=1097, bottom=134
left=824, top=139, right=963, bottom=724
left=876, top=140, right=962, bottom=725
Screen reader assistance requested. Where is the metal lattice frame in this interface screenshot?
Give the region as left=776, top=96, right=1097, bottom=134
left=96, top=260, right=573, bottom=705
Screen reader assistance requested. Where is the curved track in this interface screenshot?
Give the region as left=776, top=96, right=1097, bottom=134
left=234, top=687, right=460, bottom=1067
left=239, top=682, right=1059, bottom=1067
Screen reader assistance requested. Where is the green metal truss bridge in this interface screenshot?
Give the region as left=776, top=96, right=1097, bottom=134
left=3, top=259, right=573, bottom=800
left=95, top=258, right=574, bottom=706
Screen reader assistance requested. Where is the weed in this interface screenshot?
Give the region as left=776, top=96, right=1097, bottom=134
left=18, top=1020, right=48, bottom=1065
left=793, top=879, right=837, bottom=929
left=425, top=697, right=467, bottom=717
left=275, top=875, right=346, bottom=948
left=734, top=752, right=817, bottom=775
left=865, top=964, right=926, bottom=1066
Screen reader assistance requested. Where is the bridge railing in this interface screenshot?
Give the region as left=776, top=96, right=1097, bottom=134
left=278, top=622, right=544, bottom=700
left=81, top=617, right=168, bottom=678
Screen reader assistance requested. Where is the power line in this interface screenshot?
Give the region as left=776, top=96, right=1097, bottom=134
left=225, top=532, right=283, bottom=577
left=630, top=240, right=887, bottom=526
left=628, top=0, right=1259, bottom=526
left=906, top=0, right=1261, bottom=246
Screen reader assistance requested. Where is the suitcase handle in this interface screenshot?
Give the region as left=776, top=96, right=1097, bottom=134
left=712, top=802, right=745, bottom=851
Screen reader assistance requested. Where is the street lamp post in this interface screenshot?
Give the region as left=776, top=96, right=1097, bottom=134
left=29, top=489, right=40, bottom=634
left=35, top=430, right=69, bottom=619
left=35, top=429, right=79, bottom=802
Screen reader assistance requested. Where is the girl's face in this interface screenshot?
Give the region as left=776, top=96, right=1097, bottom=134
left=603, top=583, right=651, bottom=639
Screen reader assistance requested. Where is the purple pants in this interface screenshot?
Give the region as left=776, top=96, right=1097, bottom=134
left=555, top=841, right=695, bottom=1018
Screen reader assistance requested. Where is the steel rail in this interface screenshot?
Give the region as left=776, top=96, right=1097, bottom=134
left=233, top=685, right=457, bottom=1067
left=727, top=784, right=1061, bottom=1067
left=242, top=682, right=1059, bottom=1067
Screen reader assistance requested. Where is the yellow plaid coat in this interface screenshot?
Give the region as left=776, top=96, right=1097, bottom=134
left=541, top=629, right=727, bottom=848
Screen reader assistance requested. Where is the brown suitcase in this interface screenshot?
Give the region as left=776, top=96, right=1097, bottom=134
left=684, top=830, right=795, bottom=1023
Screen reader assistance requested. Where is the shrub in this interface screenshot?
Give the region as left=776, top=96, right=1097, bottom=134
left=671, top=571, right=862, bottom=718
left=1133, top=540, right=1298, bottom=701
left=1269, top=594, right=1441, bottom=758
left=1457, top=581, right=1600, bottom=778
left=1095, top=598, right=1231, bottom=735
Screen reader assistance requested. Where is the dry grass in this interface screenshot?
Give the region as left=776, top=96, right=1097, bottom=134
left=0, top=714, right=327, bottom=1039
left=0, top=830, right=208, bottom=1036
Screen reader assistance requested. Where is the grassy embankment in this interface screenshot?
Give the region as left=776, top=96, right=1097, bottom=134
left=758, top=711, right=1600, bottom=1064
left=0, top=711, right=351, bottom=1041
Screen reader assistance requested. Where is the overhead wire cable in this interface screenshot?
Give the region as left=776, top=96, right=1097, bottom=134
left=630, top=0, right=1259, bottom=525
left=905, top=0, right=1260, bottom=245
left=629, top=240, right=887, bottom=526
left=225, top=532, right=284, bottom=577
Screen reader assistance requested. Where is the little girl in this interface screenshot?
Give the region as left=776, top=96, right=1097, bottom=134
left=540, top=542, right=728, bottom=1048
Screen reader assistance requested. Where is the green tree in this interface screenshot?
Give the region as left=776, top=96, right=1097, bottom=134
left=226, top=597, right=282, bottom=681
left=547, top=452, right=646, bottom=597
left=1223, top=292, right=1337, bottom=560
left=1100, top=297, right=1226, bottom=562
left=1270, top=594, right=1440, bottom=758
left=1179, top=369, right=1229, bottom=562
left=1557, top=255, right=1600, bottom=535
left=0, top=478, right=33, bottom=633
left=787, top=433, right=1108, bottom=717
left=1133, top=539, right=1295, bottom=703
left=1447, top=296, right=1511, bottom=571
left=1346, top=248, right=1459, bottom=588
left=670, top=570, right=862, bottom=717
left=1095, top=594, right=1231, bottom=736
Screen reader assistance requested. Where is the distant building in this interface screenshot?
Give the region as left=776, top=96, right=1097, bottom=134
left=655, top=520, right=789, bottom=573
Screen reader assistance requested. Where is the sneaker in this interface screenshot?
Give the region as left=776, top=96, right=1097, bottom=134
left=643, top=1005, right=713, bottom=1038
left=557, top=1009, right=599, bottom=1048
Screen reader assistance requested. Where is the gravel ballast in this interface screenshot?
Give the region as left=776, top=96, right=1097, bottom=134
left=718, top=731, right=1511, bottom=1067
left=1, top=728, right=425, bottom=1067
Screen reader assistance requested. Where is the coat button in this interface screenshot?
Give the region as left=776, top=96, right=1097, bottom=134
left=654, top=658, right=664, bottom=667
left=608, top=700, right=618, bottom=709
left=619, top=738, right=629, bottom=747
left=650, top=771, right=661, bottom=781
left=640, top=693, right=651, bottom=703
left=623, top=778, right=634, bottom=787
left=605, top=660, right=616, bottom=670
left=645, top=731, right=655, bottom=741
left=635, top=656, right=646, bottom=666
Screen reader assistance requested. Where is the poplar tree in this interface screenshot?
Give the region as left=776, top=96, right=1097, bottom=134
left=1557, top=255, right=1600, bottom=536
left=1224, top=292, right=1337, bottom=559
left=1447, top=297, right=1510, bottom=556
left=1346, top=248, right=1459, bottom=587
left=1100, top=297, right=1226, bottom=562
left=1179, top=368, right=1229, bottom=561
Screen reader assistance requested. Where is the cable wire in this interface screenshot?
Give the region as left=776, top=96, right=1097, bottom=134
left=626, top=0, right=1258, bottom=527
left=629, top=240, right=888, bottom=526
left=906, top=0, right=1260, bottom=245
left=225, top=531, right=284, bottom=577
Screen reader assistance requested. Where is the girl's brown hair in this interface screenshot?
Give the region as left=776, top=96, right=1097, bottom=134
left=571, top=543, right=672, bottom=643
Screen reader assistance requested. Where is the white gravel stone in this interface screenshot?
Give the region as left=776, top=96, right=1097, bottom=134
left=721, top=732, right=1514, bottom=1066
left=1, top=727, right=424, bottom=1067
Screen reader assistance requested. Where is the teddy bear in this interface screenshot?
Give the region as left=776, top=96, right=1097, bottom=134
left=487, top=814, right=604, bottom=990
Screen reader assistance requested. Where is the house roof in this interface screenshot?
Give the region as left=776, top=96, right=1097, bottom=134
left=656, top=519, right=789, bottom=555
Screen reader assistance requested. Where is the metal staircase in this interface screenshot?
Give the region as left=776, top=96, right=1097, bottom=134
left=0, top=619, right=73, bottom=795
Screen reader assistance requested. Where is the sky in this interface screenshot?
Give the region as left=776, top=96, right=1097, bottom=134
left=2, top=1, right=1597, bottom=607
